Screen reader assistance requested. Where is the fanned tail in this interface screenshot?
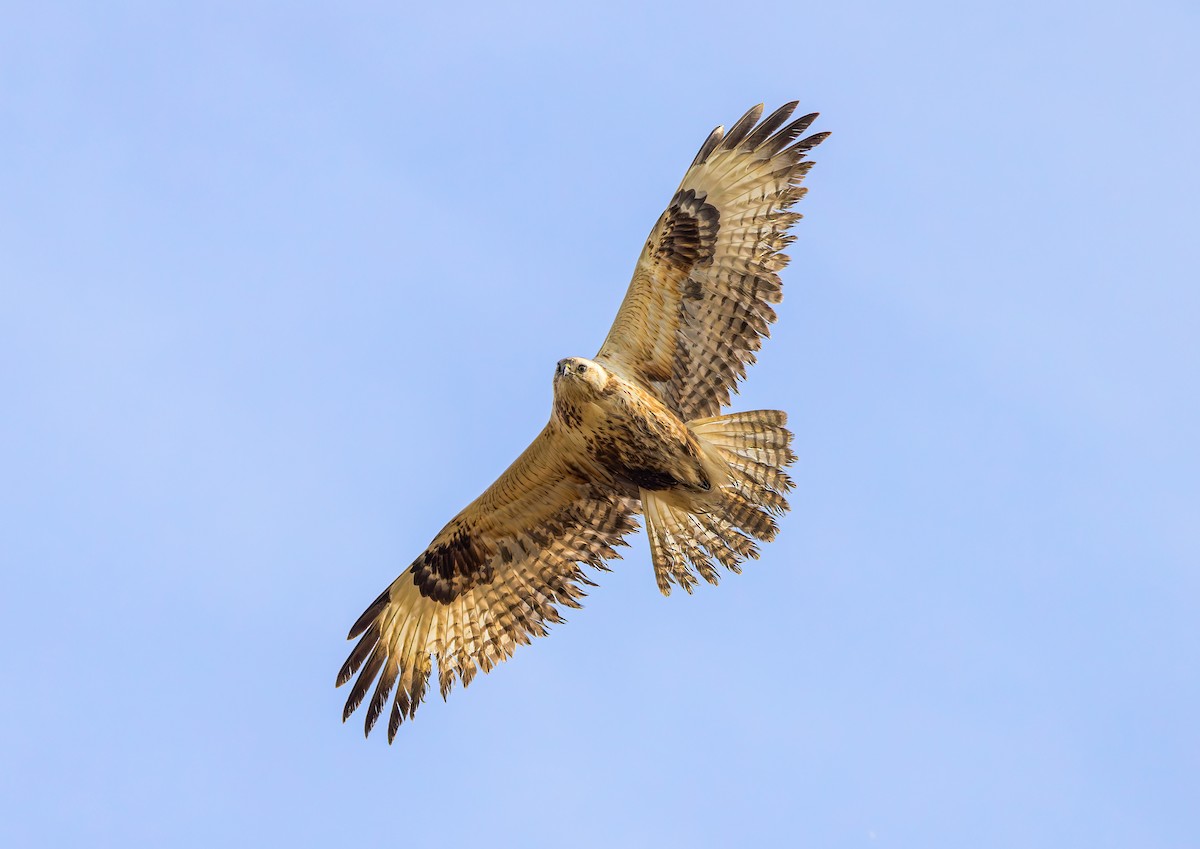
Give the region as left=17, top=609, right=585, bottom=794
left=642, top=410, right=795, bottom=595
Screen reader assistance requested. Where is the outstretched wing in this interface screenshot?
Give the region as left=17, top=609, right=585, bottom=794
left=596, top=103, right=828, bottom=421
left=337, top=422, right=639, bottom=742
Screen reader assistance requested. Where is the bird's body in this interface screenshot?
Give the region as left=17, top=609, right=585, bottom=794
left=555, top=357, right=710, bottom=495
left=337, top=103, right=829, bottom=741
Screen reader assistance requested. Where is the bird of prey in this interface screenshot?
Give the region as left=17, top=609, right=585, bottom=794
left=337, top=102, right=828, bottom=741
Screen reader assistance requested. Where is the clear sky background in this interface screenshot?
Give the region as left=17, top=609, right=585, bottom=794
left=2, top=1, right=1197, bottom=846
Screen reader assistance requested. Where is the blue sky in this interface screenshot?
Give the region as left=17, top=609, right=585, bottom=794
left=2, top=1, right=1197, bottom=846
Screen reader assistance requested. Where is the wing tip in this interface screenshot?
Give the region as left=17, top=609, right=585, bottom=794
left=690, top=124, right=726, bottom=169
left=689, top=103, right=830, bottom=167
left=743, top=102, right=801, bottom=150
left=795, top=130, right=832, bottom=156
left=721, top=103, right=766, bottom=150
left=347, top=586, right=391, bottom=639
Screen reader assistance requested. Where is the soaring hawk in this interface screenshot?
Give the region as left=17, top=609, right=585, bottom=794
left=338, top=102, right=828, bottom=741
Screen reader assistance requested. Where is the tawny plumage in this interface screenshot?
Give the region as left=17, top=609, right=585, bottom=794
left=337, top=103, right=828, bottom=741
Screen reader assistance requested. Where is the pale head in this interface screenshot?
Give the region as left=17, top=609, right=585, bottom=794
left=553, top=356, right=610, bottom=397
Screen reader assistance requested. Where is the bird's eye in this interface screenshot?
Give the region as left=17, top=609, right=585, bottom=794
left=577, top=364, right=587, bottom=373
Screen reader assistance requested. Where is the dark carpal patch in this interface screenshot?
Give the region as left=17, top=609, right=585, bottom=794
left=654, top=189, right=719, bottom=273
left=412, top=526, right=492, bottom=603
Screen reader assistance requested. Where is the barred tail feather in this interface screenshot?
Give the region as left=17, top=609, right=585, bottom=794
left=642, top=410, right=795, bottom=595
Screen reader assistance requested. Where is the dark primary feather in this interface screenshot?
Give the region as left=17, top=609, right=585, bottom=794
left=720, top=103, right=765, bottom=149
left=762, top=112, right=820, bottom=156
left=689, top=126, right=725, bottom=170
left=741, top=101, right=799, bottom=150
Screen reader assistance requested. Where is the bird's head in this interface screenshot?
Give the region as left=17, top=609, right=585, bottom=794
left=553, top=357, right=610, bottom=398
